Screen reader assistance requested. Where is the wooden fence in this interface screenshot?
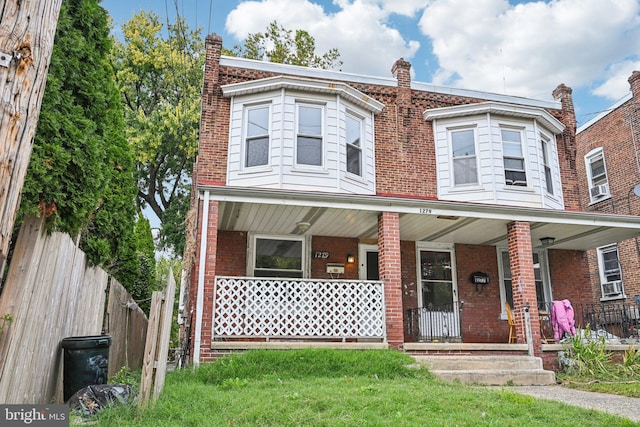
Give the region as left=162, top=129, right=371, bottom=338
left=0, top=216, right=148, bottom=404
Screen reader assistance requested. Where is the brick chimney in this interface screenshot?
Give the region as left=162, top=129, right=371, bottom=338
left=552, top=83, right=580, bottom=210
left=391, top=58, right=411, bottom=107
left=629, top=71, right=640, bottom=101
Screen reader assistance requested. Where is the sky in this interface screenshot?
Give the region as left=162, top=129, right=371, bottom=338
left=103, top=0, right=640, bottom=127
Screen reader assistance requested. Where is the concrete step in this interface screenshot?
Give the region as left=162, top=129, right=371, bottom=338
left=412, top=355, right=556, bottom=386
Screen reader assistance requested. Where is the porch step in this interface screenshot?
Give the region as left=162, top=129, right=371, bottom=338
left=412, top=355, right=556, bottom=386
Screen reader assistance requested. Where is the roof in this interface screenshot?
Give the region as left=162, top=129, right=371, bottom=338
left=198, top=184, right=640, bottom=251
left=577, top=93, right=632, bottom=134
left=219, top=56, right=562, bottom=112
left=424, top=101, right=565, bottom=134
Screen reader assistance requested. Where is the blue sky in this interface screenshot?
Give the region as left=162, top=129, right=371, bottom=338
left=104, top=0, right=640, bottom=126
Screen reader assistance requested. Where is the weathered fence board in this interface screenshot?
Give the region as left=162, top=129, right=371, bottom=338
left=107, top=280, right=148, bottom=378
left=0, top=216, right=148, bottom=404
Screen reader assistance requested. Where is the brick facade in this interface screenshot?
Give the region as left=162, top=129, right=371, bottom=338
left=183, top=34, right=633, bottom=364
left=576, top=71, right=640, bottom=303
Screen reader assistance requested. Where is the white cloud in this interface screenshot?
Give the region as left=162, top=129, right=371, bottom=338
left=592, top=60, right=640, bottom=100
left=225, top=0, right=421, bottom=77
left=418, top=0, right=640, bottom=99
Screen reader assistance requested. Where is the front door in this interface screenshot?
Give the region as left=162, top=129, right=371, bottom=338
left=359, top=244, right=379, bottom=280
left=417, top=247, right=460, bottom=340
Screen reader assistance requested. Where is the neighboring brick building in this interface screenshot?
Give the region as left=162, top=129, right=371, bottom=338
left=576, top=71, right=640, bottom=306
left=182, top=34, right=640, bottom=365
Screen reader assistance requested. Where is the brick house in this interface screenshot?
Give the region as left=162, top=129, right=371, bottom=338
left=576, top=72, right=640, bottom=309
left=182, top=34, right=640, bottom=366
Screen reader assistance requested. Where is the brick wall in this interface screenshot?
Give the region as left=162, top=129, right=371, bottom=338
left=576, top=71, right=640, bottom=303
left=378, top=212, right=404, bottom=347
left=311, top=236, right=359, bottom=279
left=196, top=37, right=578, bottom=201
left=454, top=244, right=505, bottom=343
left=507, top=221, right=542, bottom=351
left=547, top=249, right=592, bottom=303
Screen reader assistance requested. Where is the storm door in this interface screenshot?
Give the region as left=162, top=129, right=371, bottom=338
left=417, top=248, right=460, bottom=340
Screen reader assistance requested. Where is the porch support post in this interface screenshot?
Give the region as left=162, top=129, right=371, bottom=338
left=506, top=221, right=542, bottom=355
left=378, top=211, right=404, bottom=349
left=191, top=193, right=219, bottom=364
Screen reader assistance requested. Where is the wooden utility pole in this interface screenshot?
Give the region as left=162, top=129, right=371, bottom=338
left=0, top=1, right=62, bottom=272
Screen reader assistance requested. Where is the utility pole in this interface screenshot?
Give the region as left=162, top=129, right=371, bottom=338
left=0, top=1, right=62, bottom=272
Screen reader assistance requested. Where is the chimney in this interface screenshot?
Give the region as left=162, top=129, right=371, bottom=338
left=628, top=71, right=640, bottom=101
left=391, top=58, right=412, bottom=107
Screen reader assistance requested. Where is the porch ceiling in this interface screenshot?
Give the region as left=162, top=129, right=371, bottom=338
left=202, top=186, right=640, bottom=251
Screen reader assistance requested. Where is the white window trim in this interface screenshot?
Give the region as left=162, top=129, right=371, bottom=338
left=345, top=110, right=364, bottom=179
left=294, top=102, right=325, bottom=171
left=585, top=147, right=610, bottom=204
left=448, top=126, right=480, bottom=188
left=247, top=233, right=310, bottom=278
left=597, top=244, right=625, bottom=301
left=497, top=248, right=552, bottom=319
left=500, top=126, right=529, bottom=188
left=241, top=102, right=272, bottom=172
left=540, top=134, right=554, bottom=195
left=415, top=242, right=458, bottom=308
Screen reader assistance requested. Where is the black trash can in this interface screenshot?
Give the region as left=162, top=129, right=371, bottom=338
left=61, top=335, right=111, bottom=402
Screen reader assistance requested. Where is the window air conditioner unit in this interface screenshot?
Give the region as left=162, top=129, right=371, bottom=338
left=602, top=280, right=622, bottom=296
left=590, top=184, right=609, bottom=198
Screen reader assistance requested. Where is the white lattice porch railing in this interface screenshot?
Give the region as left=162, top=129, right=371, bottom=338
left=212, top=276, right=386, bottom=341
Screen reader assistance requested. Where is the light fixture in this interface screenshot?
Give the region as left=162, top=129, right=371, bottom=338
left=540, top=237, right=555, bottom=247
left=346, top=253, right=355, bottom=264
left=296, top=221, right=311, bottom=233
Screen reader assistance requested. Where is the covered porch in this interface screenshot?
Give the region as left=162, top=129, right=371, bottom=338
left=187, top=185, right=640, bottom=363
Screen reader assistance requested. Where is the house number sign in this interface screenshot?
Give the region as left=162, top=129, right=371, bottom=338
left=314, top=251, right=330, bottom=259
left=418, top=208, right=432, bottom=214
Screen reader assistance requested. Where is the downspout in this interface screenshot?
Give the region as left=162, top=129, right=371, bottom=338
left=193, top=190, right=210, bottom=366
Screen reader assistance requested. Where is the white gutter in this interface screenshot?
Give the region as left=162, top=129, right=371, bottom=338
left=193, top=190, right=210, bottom=365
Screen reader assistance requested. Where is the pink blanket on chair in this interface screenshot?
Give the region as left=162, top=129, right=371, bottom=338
left=551, top=299, right=576, bottom=341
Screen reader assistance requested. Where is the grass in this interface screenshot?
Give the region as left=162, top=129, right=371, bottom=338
left=91, top=349, right=639, bottom=426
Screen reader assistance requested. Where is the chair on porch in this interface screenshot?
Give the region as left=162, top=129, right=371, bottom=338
left=505, top=302, right=516, bottom=344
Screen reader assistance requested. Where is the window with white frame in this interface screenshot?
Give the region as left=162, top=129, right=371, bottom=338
left=501, top=128, right=527, bottom=186
left=499, top=250, right=550, bottom=311
left=346, top=112, right=362, bottom=176
left=245, top=105, right=270, bottom=167
left=296, top=104, right=323, bottom=166
left=540, top=136, right=553, bottom=195
left=597, top=244, right=624, bottom=299
left=451, top=128, right=477, bottom=186
left=252, top=236, right=305, bottom=278
left=585, top=148, right=610, bottom=202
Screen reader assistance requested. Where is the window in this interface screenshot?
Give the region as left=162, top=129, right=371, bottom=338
left=451, top=128, right=477, bottom=186
left=597, top=245, right=624, bottom=299
left=586, top=148, right=610, bottom=202
left=540, top=137, right=553, bottom=195
left=502, top=128, right=527, bottom=186
left=245, top=105, right=270, bottom=167
left=253, top=236, right=304, bottom=278
left=346, top=113, right=362, bottom=176
left=296, top=104, right=323, bottom=166
left=499, top=250, right=549, bottom=311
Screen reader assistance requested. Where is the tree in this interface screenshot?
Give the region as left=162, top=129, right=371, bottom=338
left=226, top=21, right=342, bottom=70
left=111, top=11, right=203, bottom=254
left=20, top=0, right=140, bottom=293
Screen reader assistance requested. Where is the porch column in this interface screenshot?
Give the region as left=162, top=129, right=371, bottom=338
left=378, top=211, right=404, bottom=348
left=191, top=193, right=219, bottom=364
left=506, top=221, right=542, bottom=355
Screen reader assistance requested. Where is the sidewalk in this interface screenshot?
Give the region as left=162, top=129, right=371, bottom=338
left=498, top=385, right=640, bottom=423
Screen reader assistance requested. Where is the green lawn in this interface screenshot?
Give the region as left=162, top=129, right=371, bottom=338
left=93, top=349, right=638, bottom=426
